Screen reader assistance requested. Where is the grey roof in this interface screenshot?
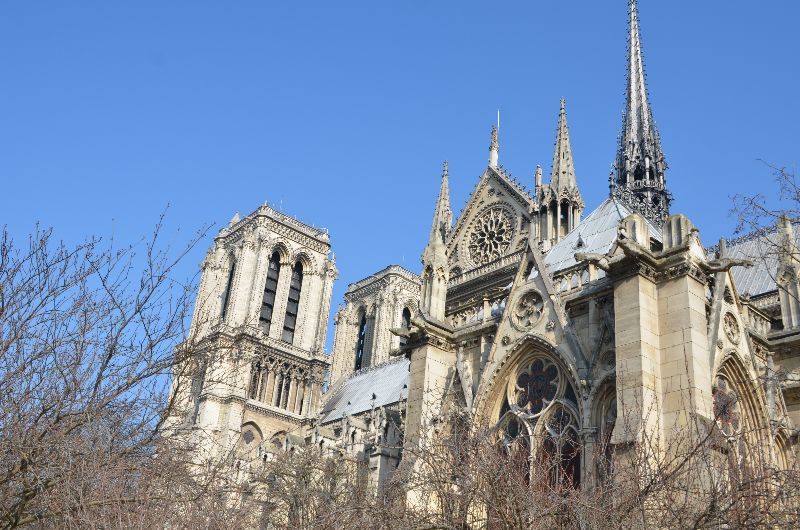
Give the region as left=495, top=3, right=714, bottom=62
left=707, top=225, right=800, bottom=298
left=544, top=198, right=659, bottom=273
left=320, top=357, right=409, bottom=424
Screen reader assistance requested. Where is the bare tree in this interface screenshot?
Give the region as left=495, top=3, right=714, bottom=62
left=0, top=217, right=236, bottom=529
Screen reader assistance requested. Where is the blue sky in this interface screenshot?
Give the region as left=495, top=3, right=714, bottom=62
left=2, top=1, right=798, bottom=350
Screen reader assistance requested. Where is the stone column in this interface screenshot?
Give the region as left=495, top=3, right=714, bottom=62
left=246, top=235, right=269, bottom=326
left=264, top=369, right=275, bottom=404
left=556, top=201, right=562, bottom=241
left=271, top=372, right=283, bottom=406
left=258, top=369, right=269, bottom=402
left=287, top=376, right=297, bottom=412
left=313, top=259, right=337, bottom=352
left=545, top=205, right=552, bottom=243
left=232, top=238, right=258, bottom=326
left=301, top=379, right=312, bottom=416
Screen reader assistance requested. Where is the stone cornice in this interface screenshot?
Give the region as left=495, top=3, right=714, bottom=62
left=345, top=265, right=421, bottom=296
left=207, top=324, right=331, bottom=366
left=216, top=205, right=331, bottom=254
left=245, top=398, right=306, bottom=422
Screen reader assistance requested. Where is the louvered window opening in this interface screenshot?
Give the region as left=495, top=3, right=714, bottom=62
left=221, top=260, right=236, bottom=320
left=259, top=252, right=281, bottom=334
left=282, top=262, right=303, bottom=344
left=355, top=314, right=367, bottom=371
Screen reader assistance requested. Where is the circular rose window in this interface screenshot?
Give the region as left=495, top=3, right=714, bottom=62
left=511, top=358, right=560, bottom=416
left=468, top=208, right=514, bottom=266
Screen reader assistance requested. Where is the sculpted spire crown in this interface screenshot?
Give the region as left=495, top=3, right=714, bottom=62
left=489, top=125, right=499, bottom=168
left=550, top=97, right=577, bottom=192
left=427, top=160, right=452, bottom=247
left=612, top=0, right=670, bottom=227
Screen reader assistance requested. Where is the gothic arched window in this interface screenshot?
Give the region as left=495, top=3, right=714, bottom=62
left=496, top=355, right=582, bottom=489
left=355, top=313, right=367, bottom=371
left=713, top=376, right=741, bottom=438
left=541, top=405, right=581, bottom=489
left=282, top=261, right=304, bottom=344
left=221, top=258, right=236, bottom=320
left=259, top=252, right=281, bottom=334
left=595, top=386, right=617, bottom=485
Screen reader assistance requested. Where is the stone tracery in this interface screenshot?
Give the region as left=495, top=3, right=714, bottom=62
left=467, top=207, right=514, bottom=266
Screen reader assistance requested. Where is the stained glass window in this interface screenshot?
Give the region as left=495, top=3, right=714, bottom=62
left=515, top=358, right=559, bottom=415
left=714, top=376, right=741, bottom=437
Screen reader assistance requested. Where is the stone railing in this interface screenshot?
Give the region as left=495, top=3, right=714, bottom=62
left=449, top=250, right=524, bottom=288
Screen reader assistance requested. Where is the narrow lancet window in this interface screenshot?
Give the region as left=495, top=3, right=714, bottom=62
left=282, top=262, right=303, bottom=344
left=220, top=259, right=236, bottom=320
left=259, top=252, right=281, bottom=335
left=355, top=314, right=367, bottom=371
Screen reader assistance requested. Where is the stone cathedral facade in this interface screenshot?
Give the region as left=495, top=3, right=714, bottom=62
left=171, top=0, right=798, bottom=494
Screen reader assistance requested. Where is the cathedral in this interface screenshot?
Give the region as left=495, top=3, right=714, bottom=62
left=170, top=0, right=798, bottom=495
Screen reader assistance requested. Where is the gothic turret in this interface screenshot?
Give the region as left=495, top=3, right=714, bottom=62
left=533, top=98, right=584, bottom=248
left=611, top=0, right=669, bottom=227
left=420, top=161, right=451, bottom=321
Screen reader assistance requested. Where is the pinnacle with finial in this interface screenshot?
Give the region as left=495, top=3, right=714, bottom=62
left=428, top=160, right=452, bottom=246
left=549, top=98, right=577, bottom=192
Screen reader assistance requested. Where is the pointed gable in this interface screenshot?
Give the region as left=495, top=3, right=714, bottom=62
left=446, top=166, right=534, bottom=274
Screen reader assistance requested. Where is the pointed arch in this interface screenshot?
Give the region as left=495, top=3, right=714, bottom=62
left=281, top=260, right=304, bottom=344
left=259, top=251, right=281, bottom=334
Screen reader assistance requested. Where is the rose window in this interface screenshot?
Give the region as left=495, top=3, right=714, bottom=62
left=468, top=208, right=513, bottom=266
left=513, top=358, right=559, bottom=415
left=713, top=377, right=740, bottom=437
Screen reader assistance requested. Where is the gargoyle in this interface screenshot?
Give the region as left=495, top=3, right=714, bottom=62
left=574, top=252, right=610, bottom=272
left=706, top=257, right=753, bottom=273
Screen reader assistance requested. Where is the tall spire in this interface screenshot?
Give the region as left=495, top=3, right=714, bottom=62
left=421, top=161, right=451, bottom=321
left=612, top=0, right=669, bottom=227
left=550, top=97, right=577, bottom=192
left=428, top=160, right=452, bottom=246
left=489, top=125, right=499, bottom=168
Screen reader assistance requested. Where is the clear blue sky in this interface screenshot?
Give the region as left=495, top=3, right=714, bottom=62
left=2, top=1, right=798, bottom=350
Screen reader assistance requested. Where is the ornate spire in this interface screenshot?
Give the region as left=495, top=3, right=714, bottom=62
left=611, top=0, right=670, bottom=227
left=489, top=125, right=499, bottom=168
left=550, top=97, right=577, bottom=192
left=421, top=161, right=451, bottom=321
left=428, top=160, right=452, bottom=246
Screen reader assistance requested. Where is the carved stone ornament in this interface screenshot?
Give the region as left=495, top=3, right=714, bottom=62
left=723, top=312, right=740, bottom=344
left=467, top=208, right=514, bottom=267
left=723, top=287, right=734, bottom=305
left=501, top=335, right=510, bottom=346
left=511, top=290, right=545, bottom=330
